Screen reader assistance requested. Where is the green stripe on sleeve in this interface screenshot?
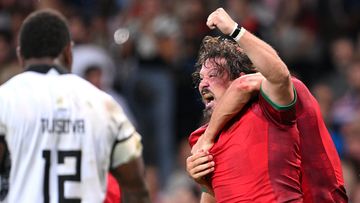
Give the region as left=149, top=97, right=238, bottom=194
left=260, top=84, right=297, bottom=111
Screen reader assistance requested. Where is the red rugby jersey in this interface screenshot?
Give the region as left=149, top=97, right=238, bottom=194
left=292, top=78, right=347, bottom=203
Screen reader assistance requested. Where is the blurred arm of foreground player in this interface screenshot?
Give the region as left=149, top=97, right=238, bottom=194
left=111, top=156, right=151, bottom=203
left=107, top=98, right=151, bottom=203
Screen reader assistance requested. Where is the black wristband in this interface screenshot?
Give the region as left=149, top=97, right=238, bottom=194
left=230, top=26, right=241, bottom=38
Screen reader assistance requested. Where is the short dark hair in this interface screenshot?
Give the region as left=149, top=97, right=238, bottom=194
left=192, top=36, right=256, bottom=88
left=19, top=9, right=71, bottom=59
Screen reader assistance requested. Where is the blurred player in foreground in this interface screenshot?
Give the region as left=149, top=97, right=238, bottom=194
left=0, top=9, right=150, bottom=203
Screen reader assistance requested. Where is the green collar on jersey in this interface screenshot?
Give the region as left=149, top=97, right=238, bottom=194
left=25, top=64, right=69, bottom=75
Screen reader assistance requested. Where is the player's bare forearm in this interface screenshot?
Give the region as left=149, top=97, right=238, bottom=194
left=207, top=8, right=294, bottom=106
left=205, top=80, right=251, bottom=140
left=112, top=157, right=151, bottom=203
left=201, top=84, right=248, bottom=146
left=236, top=30, right=293, bottom=106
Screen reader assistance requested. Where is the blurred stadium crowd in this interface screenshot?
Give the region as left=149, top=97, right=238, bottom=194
left=0, top=0, right=359, bottom=202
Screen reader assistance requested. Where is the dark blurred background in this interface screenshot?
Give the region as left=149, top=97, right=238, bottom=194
left=0, top=0, right=360, bottom=202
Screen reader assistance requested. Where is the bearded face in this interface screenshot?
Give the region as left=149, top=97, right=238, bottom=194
left=198, top=58, right=231, bottom=123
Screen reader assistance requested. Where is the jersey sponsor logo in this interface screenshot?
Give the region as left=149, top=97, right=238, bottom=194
left=41, top=119, right=85, bottom=134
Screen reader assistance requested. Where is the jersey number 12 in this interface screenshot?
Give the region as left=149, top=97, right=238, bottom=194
left=42, top=150, right=81, bottom=203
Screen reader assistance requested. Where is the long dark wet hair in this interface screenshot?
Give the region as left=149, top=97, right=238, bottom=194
left=192, top=36, right=256, bottom=88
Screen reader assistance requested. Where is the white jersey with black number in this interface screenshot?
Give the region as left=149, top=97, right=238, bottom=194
left=0, top=65, right=141, bottom=203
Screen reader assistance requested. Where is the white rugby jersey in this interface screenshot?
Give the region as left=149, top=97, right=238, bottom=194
left=0, top=65, right=141, bottom=203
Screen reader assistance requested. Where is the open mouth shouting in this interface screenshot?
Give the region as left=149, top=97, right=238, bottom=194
left=201, top=88, right=215, bottom=109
